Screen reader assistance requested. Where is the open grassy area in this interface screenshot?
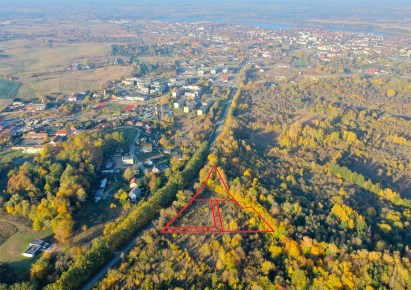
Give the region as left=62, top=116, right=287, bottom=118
left=0, top=150, right=32, bottom=164
left=104, top=103, right=128, bottom=111
left=0, top=227, right=52, bottom=276
left=0, top=39, right=110, bottom=76
left=0, top=39, right=134, bottom=98
left=136, top=150, right=163, bottom=161
left=111, top=127, right=138, bottom=147
left=0, top=79, right=21, bottom=99
left=17, top=66, right=134, bottom=98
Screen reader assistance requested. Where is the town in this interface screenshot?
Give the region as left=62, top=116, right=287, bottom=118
left=0, top=6, right=410, bottom=289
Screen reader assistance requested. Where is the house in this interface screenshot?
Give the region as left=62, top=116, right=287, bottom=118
left=142, top=143, right=153, bottom=153
left=151, top=165, right=160, bottom=173
left=130, top=177, right=138, bottom=188
left=105, top=161, right=114, bottom=169
left=144, top=159, right=153, bottom=166
left=122, top=155, right=135, bottom=165
left=128, top=187, right=142, bottom=202
left=55, top=129, right=67, bottom=137
left=163, top=148, right=172, bottom=154
left=70, top=125, right=79, bottom=134
left=68, top=92, right=86, bottom=102
left=100, top=178, right=107, bottom=190
left=171, top=151, right=183, bottom=161
left=49, top=135, right=65, bottom=146
left=22, top=239, right=49, bottom=258
left=95, top=189, right=103, bottom=202
left=220, top=76, right=230, bottom=82
left=24, top=132, right=48, bottom=139
left=122, top=78, right=137, bottom=86
left=365, top=68, right=380, bottom=74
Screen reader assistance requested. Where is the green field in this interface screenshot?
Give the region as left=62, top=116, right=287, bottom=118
left=111, top=128, right=138, bottom=146
left=105, top=103, right=127, bottom=111
left=0, top=150, right=32, bottom=164
left=136, top=150, right=163, bottom=161
left=0, top=79, right=21, bottom=99
left=0, top=227, right=52, bottom=276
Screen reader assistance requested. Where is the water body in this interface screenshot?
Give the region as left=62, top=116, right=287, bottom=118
left=155, top=17, right=390, bottom=36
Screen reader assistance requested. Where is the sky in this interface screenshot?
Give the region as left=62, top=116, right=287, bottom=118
left=0, top=0, right=410, bottom=22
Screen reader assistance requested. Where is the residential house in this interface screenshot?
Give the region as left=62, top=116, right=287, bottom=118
left=122, top=155, right=135, bottom=165
left=22, top=239, right=50, bottom=258
left=55, top=129, right=67, bottom=137
left=100, top=178, right=107, bottom=190
left=130, top=177, right=138, bottom=188
left=142, top=143, right=153, bottom=153
left=49, top=135, right=65, bottom=146
left=24, top=132, right=48, bottom=139
left=128, top=187, right=142, bottom=202
left=151, top=165, right=160, bottom=173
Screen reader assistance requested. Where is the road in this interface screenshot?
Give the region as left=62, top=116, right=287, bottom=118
left=80, top=223, right=155, bottom=290
left=128, top=127, right=146, bottom=173
left=207, top=89, right=236, bottom=146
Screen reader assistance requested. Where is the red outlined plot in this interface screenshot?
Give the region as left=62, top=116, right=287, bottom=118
left=161, top=166, right=275, bottom=234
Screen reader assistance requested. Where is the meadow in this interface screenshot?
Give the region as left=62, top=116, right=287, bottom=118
left=0, top=80, right=21, bottom=99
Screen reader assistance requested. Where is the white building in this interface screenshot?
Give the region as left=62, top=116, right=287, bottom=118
left=122, top=155, right=135, bottom=165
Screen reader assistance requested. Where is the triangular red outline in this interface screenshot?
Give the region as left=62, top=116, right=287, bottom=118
left=161, top=166, right=275, bottom=234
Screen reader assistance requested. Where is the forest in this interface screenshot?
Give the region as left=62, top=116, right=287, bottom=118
left=94, top=74, right=411, bottom=289
left=0, top=131, right=124, bottom=243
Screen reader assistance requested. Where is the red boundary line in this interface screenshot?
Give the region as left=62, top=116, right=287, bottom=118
left=160, top=166, right=275, bottom=234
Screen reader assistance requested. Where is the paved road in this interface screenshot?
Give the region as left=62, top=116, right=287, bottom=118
left=208, top=89, right=236, bottom=146
left=80, top=223, right=155, bottom=290
left=128, top=128, right=146, bottom=173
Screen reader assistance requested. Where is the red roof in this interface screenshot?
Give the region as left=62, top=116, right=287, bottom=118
left=56, top=129, right=67, bottom=136
left=25, top=132, right=48, bottom=139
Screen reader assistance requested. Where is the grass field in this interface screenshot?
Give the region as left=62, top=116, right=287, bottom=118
left=0, top=39, right=110, bottom=76
left=0, top=79, right=21, bottom=99
left=111, top=128, right=138, bottom=146
left=104, top=103, right=128, bottom=111
left=136, top=150, right=163, bottom=161
left=0, top=150, right=32, bottom=164
left=0, top=221, right=52, bottom=277
left=17, top=66, right=134, bottom=98
left=0, top=39, right=134, bottom=98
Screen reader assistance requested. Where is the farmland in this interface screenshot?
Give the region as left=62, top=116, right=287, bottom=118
left=0, top=80, right=21, bottom=99
left=0, top=39, right=133, bottom=98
